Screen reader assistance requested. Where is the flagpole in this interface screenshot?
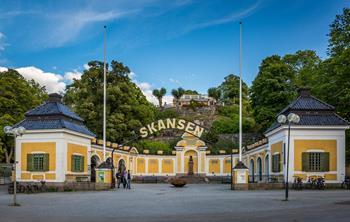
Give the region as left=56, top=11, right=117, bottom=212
left=103, top=25, right=107, bottom=161
left=239, top=21, right=243, bottom=162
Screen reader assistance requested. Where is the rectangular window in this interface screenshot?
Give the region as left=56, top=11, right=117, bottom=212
left=72, top=155, right=84, bottom=172
left=302, top=152, right=329, bottom=172
left=27, top=153, right=49, bottom=172
left=272, top=154, right=280, bottom=172
left=33, top=154, right=44, bottom=171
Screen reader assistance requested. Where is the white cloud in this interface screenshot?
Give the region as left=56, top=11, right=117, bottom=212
left=0, top=66, right=8, bottom=72
left=83, top=63, right=90, bottom=70
left=0, top=32, right=8, bottom=51
left=131, top=71, right=173, bottom=106
left=128, top=71, right=136, bottom=79
left=189, top=2, right=260, bottom=31
left=15, top=66, right=66, bottom=93
left=64, top=70, right=82, bottom=83
left=45, top=9, right=138, bottom=47
left=169, top=78, right=180, bottom=84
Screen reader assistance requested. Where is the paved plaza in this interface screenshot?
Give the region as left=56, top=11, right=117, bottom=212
left=0, top=184, right=350, bottom=222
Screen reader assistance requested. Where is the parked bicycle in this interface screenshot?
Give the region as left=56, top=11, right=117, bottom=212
left=292, top=176, right=303, bottom=190
left=308, top=176, right=325, bottom=190
left=341, top=176, right=350, bottom=189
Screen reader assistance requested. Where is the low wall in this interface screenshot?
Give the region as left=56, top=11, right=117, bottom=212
left=18, top=181, right=111, bottom=192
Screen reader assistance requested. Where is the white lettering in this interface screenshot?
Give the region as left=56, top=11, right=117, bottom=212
left=177, top=119, right=186, bottom=130
left=140, top=127, right=148, bottom=138
left=166, top=118, right=176, bottom=129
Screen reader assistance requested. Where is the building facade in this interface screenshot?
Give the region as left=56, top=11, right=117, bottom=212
left=14, top=89, right=349, bottom=184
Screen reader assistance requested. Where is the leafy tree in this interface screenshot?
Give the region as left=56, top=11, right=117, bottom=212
left=171, top=87, right=185, bottom=111
left=328, top=8, right=350, bottom=56
left=251, top=55, right=296, bottom=131
left=0, top=69, right=47, bottom=163
left=207, top=87, right=221, bottom=101
left=217, top=74, right=249, bottom=105
left=152, top=87, right=166, bottom=108
left=64, top=60, right=156, bottom=143
left=183, top=89, right=198, bottom=95
left=283, top=50, right=321, bottom=88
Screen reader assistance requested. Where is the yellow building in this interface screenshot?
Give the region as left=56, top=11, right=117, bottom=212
left=14, top=89, right=349, bottom=185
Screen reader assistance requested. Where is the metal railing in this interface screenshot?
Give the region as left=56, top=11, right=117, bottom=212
left=0, top=164, right=12, bottom=185
left=248, top=174, right=284, bottom=183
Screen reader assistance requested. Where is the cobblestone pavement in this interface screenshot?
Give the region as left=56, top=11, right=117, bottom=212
left=0, top=184, right=350, bottom=222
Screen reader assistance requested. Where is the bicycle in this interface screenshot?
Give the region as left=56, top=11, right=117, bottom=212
left=292, top=176, right=303, bottom=190
left=341, top=176, right=350, bottom=189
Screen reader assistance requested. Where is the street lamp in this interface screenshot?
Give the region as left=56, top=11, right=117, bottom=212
left=4, top=126, right=26, bottom=206
left=277, top=113, right=300, bottom=201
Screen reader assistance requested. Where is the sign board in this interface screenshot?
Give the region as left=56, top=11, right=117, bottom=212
left=139, top=118, right=205, bottom=139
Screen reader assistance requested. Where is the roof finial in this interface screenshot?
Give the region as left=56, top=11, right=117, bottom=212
left=298, top=88, right=311, bottom=97
left=47, top=93, right=62, bottom=103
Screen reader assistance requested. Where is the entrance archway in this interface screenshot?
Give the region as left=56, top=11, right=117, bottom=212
left=264, top=154, right=269, bottom=177
left=90, top=155, right=100, bottom=182
left=118, top=159, right=126, bottom=173
left=249, top=159, right=255, bottom=182
left=257, top=157, right=262, bottom=181
left=184, top=150, right=198, bottom=175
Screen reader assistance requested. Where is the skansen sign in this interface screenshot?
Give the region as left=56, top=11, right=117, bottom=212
left=139, top=118, right=205, bottom=138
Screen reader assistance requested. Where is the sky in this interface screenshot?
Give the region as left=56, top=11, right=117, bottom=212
left=0, top=0, right=348, bottom=105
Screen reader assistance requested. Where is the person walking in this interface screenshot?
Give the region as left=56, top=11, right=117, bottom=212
left=127, top=170, right=131, bottom=189
left=122, top=170, right=127, bottom=189
left=116, top=172, right=121, bottom=189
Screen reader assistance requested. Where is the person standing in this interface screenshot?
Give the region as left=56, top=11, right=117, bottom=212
left=127, top=170, right=131, bottom=189
left=116, top=172, right=121, bottom=189
left=122, top=170, right=127, bottom=189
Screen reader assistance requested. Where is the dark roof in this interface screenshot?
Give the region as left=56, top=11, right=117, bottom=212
left=265, top=88, right=349, bottom=134
left=15, top=93, right=95, bottom=137
left=25, top=93, right=83, bottom=121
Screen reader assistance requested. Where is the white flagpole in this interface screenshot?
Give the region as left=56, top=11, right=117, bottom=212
left=239, top=22, right=243, bottom=162
left=103, top=25, right=107, bottom=161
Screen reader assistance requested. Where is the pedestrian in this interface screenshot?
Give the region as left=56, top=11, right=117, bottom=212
left=127, top=170, right=131, bottom=189
left=116, top=172, right=121, bottom=188
left=122, top=170, right=127, bottom=189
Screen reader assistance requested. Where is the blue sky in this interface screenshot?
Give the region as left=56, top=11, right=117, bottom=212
left=0, top=0, right=348, bottom=104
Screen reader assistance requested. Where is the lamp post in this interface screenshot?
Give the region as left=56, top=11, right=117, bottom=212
left=277, top=113, right=300, bottom=201
left=4, top=126, right=26, bottom=206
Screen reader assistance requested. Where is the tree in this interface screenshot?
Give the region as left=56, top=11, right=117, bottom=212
left=251, top=55, right=296, bottom=131
left=152, top=87, right=166, bottom=108
left=183, top=89, right=198, bottom=95
left=328, top=8, right=350, bottom=56
left=64, top=60, right=156, bottom=143
left=217, top=74, right=249, bottom=105
left=0, top=69, right=47, bottom=163
left=207, top=87, right=221, bottom=101
left=283, top=50, right=321, bottom=88
left=171, top=87, right=185, bottom=111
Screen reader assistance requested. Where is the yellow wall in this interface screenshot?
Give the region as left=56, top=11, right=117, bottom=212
left=223, top=158, right=232, bottom=174
left=271, top=141, right=283, bottom=172
left=184, top=150, right=198, bottom=173
left=200, top=152, right=205, bottom=173
left=209, top=159, right=220, bottom=174
left=21, top=142, right=56, bottom=172
left=148, top=159, right=159, bottom=174
left=137, top=158, right=146, bottom=174
left=294, top=139, right=337, bottom=171
left=67, top=143, right=88, bottom=173
left=162, top=159, right=174, bottom=174
left=177, top=152, right=182, bottom=172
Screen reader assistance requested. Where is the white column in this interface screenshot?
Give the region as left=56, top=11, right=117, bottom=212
left=159, top=158, right=162, bottom=175
left=220, top=158, right=224, bottom=175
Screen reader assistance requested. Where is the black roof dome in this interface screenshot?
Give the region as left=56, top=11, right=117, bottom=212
left=15, top=93, right=95, bottom=137
left=265, top=88, right=349, bottom=134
